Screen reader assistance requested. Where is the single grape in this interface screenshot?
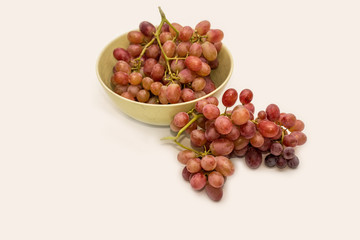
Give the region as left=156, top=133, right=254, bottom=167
left=195, top=20, right=211, bottom=35
left=239, top=120, right=256, bottom=139
left=206, top=96, right=219, bottom=106
left=201, top=155, right=217, bottom=171
left=113, top=84, right=128, bottom=95
left=250, top=131, right=265, bottom=148
left=205, top=184, right=223, bottom=201
left=162, top=40, right=176, bottom=58
left=287, top=156, right=300, bottom=169
left=270, top=126, right=283, bottom=140
left=214, top=116, right=233, bottom=135
left=215, top=156, right=234, bottom=176
left=206, top=29, right=224, bottom=43
left=231, top=107, right=250, bottom=126
left=283, top=134, right=298, bottom=147
left=182, top=167, right=192, bottom=181
left=234, top=136, right=250, bottom=150
left=178, top=68, right=196, bottom=84
left=245, top=147, right=262, bottom=169
left=190, top=172, right=207, bottom=190
left=244, top=103, right=255, bottom=114
left=222, top=88, right=238, bottom=107
left=210, top=138, right=234, bottom=156
left=185, top=56, right=202, bottom=72
left=113, top=48, right=131, bottom=62
left=139, top=21, right=156, bottom=37
left=208, top=171, right=225, bottom=188
left=257, top=137, right=272, bottom=152
left=147, top=96, right=158, bottom=104
left=145, top=44, right=160, bottom=59
left=127, top=85, right=141, bottom=97
left=170, top=120, right=181, bottom=132
left=141, top=77, right=154, bottom=90
left=196, top=62, right=211, bottom=77
left=290, top=131, right=307, bottom=145
left=202, top=104, right=220, bottom=120
left=121, top=92, right=135, bottom=101
left=158, top=85, right=168, bottom=104
left=186, top=158, right=202, bottom=173
left=194, top=91, right=206, bottom=99
left=233, top=145, right=249, bottom=157
left=202, top=77, right=216, bottom=94
left=257, top=110, right=267, bottom=120
left=136, top=89, right=150, bottom=102
left=189, top=42, right=203, bottom=57
left=179, top=26, right=194, bottom=42
left=270, top=142, right=283, bottom=156
left=177, top=150, right=196, bottom=164
left=191, top=77, right=206, bottom=91
left=276, top=156, right=287, bottom=169
left=257, top=120, right=279, bottom=138
left=265, top=154, right=278, bottom=168
left=266, top=104, right=280, bottom=122
left=225, top=125, right=241, bottom=141
left=143, top=58, right=157, bottom=76
left=113, top=71, right=129, bottom=85
left=208, top=58, right=219, bottom=69
left=289, top=120, right=305, bottom=132
left=150, top=82, right=163, bottom=96
left=181, top=88, right=196, bottom=102
left=195, top=99, right=209, bottom=113
left=166, top=84, right=181, bottom=103
left=173, top=112, right=190, bottom=128
left=176, top=41, right=191, bottom=57
left=239, top=89, right=253, bottom=104
left=115, top=60, right=131, bottom=74
left=282, top=147, right=295, bottom=159
left=159, top=32, right=173, bottom=44
left=190, top=129, right=207, bottom=147
left=280, top=113, right=297, bottom=128
left=127, top=30, right=145, bottom=44
left=205, top=126, right=220, bottom=142
left=202, top=41, right=217, bottom=61
left=129, top=72, right=142, bottom=85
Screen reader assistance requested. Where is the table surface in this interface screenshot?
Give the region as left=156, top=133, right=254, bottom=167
left=1, top=0, right=359, bottom=239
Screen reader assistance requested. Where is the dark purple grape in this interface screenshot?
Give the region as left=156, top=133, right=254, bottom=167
left=182, top=167, right=192, bottom=181
left=282, top=147, right=295, bottom=159
left=265, top=154, right=278, bottom=168
left=266, top=104, right=280, bottom=122
left=245, top=147, right=262, bottom=169
left=287, top=156, right=300, bottom=169
left=276, top=156, right=287, bottom=169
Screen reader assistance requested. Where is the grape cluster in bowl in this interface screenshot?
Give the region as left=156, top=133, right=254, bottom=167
left=111, top=8, right=224, bottom=104
left=163, top=88, right=307, bottom=201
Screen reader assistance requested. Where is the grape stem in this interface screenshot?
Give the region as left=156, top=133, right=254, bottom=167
left=161, top=113, right=203, bottom=141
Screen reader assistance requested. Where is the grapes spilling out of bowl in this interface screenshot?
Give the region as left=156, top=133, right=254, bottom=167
left=163, top=88, right=307, bottom=201
left=111, top=7, right=224, bottom=104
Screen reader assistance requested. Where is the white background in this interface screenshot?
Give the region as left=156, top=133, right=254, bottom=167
left=1, top=0, right=359, bottom=239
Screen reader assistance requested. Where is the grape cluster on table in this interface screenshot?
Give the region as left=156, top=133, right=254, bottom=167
left=111, top=8, right=224, bottom=104
left=167, top=88, right=307, bottom=201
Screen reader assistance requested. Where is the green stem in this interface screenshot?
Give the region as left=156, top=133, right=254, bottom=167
left=174, top=140, right=202, bottom=155
left=162, top=113, right=203, bottom=141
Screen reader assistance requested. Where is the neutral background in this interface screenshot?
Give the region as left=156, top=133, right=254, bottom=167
left=1, top=0, right=359, bottom=239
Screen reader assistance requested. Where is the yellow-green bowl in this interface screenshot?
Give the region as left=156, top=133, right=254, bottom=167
left=96, top=33, right=233, bottom=126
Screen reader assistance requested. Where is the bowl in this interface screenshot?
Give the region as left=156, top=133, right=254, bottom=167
left=96, top=33, right=233, bottom=126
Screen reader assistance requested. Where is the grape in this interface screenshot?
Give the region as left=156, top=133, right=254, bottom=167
left=173, top=112, right=190, bottom=128
left=244, top=103, right=255, bottom=114
left=177, top=150, right=196, bottom=164
left=202, top=41, right=217, bottom=61
left=159, top=31, right=173, bottom=44
left=127, top=30, right=145, bottom=44
left=290, top=131, right=307, bottom=145
left=141, top=77, right=153, bottom=90
left=234, top=136, right=249, bottom=150
left=239, top=120, right=256, bottom=139
left=179, top=68, right=196, bottom=84
left=257, top=137, right=272, bottom=152
left=266, top=104, right=280, bottom=122
left=245, top=147, right=262, bottom=169
left=203, top=77, right=216, bottom=94
left=257, top=120, right=279, bottom=138
left=136, top=89, right=150, bottom=102
left=186, top=158, right=202, bottom=173
left=287, top=156, right=300, bottom=169
left=190, top=129, right=207, bottom=147
left=233, top=145, right=249, bottom=157
left=166, top=83, right=181, bottom=103
left=276, top=156, right=287, bottom=169
left=195, top=20, right=211, bottom=35
left=205, top=184, right=223, bottom=201
left=139, top=21, right=156, bottom=37
left=185, top=56, right=202, bottom=72
left=143, top=58, right=157, bottom=76
left=222, top=88, right=238, bottom=107
left=147, top=96, right=158, bottom=104
left=231, top=107, right=250, bottom=125
left=283, top=134, right=298, bottom=147
left=121, top=92, right=135, bottom=101
left=206, top=29, right=224, bottom=43
left=250, top=131, right=265, bottom=148
left=206, top=96, right=219, bottom=106
left=214, top=42, right=222, bottom=52
left=210, top=138, right=234, bottom=156
left=161, top=23, right=170, bottom=32
left=170, top=120, right=181, bottom=132
left=289, top=120, right=305, bottom=132
left=239, top=89, right=253, bottom=104
left=208, top=171, right=224, bottom=188
left=113, top=71, right=129, bottom=85
left=192, top=77, right=206, bottom=91
left=201, top=155, right=217, bottom=171
left=205, top=126, right=220, bottom=142
left=208, top=58, right=219, bottom=69
left=150, top=81, right=163, bottom=95
left=181, top=88, right=195, bottom=102
left=182, top=167, right=192, bottom=181
left=113, top=48, right=131, bottom=62
left=215, top=156, right=234, bottom=176
left=280, top=113, right=297, bottom=128
left=196, top=62, right=211, bottom=77
left=195, top=99, right=208, bottom=113
left=225, top=125, right=241, bottom=141
left=145, top=44, right=160, bottom=59
left=271, top=126, right=283, bottom=140
left=127, top=85, right=141, bottom=97
left=162, top=40, right=176, bottom=58
left=190, top=172, right=207, bottom=190
left=202, top=104, right=220, bottom=120
left=179, top=26, right=193, bottom=42
left=169, top=22, right=183, bottom=37
left=170, top=59, right=185, bottom=72
left=129, top=72, right=142, bottom=85
left=282, top=147, right=295, bottom=159
left=113, top=84, right=128, bottom=95
left=270, top=142, right=283, bottom=156
left=176, top=41, right=191, bottom=57
left=189, top=42, right=202, bottom=57
left=127, top=44, right=143, bottom=57
left=265, top=154, right=278, bottom=168
left=195, top=91, right=206, bottom=99
left=214, top=116, right=233, bottom=135
left=257, top=110, right=267, bottom=120
left=158, top=85, right=168, bottom=104
left=115, top=60, right=131, bottom=74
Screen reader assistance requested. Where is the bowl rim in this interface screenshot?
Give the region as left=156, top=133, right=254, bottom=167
left=96, top=34, right=234, bottom=108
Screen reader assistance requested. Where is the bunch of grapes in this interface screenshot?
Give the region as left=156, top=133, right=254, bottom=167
left=164, top=88, right=307, bottom=201
left=111, top=7, right=224, bottom=104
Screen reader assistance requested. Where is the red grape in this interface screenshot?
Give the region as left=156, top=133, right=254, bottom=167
left=222, top=88, right=238, bottom=107
left=239, top=89, right=253, bottom=104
